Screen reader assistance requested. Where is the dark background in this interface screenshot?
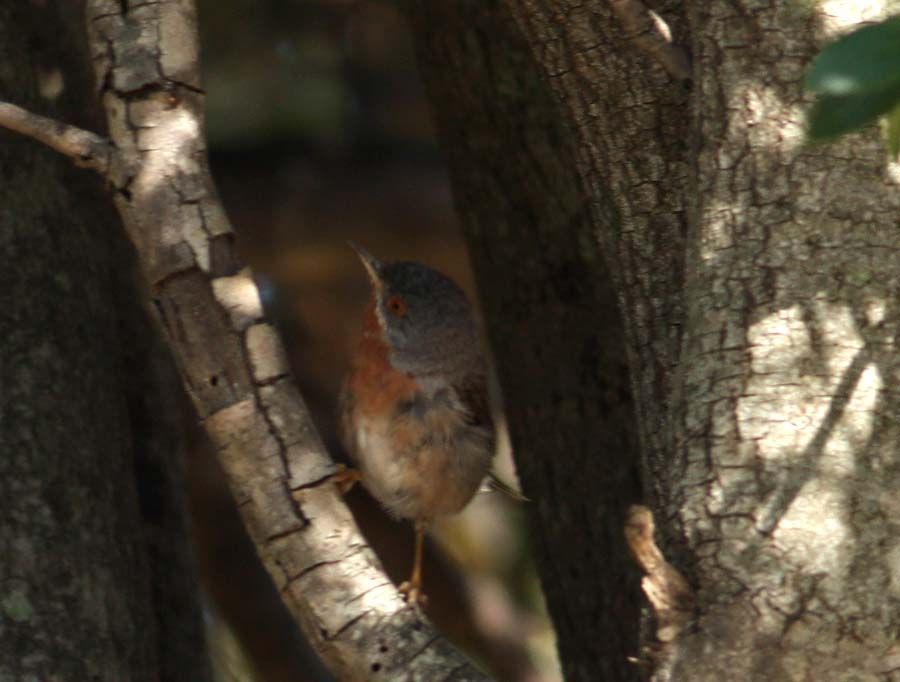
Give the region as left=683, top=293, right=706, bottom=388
left=190, top=2, right=560, bottom=680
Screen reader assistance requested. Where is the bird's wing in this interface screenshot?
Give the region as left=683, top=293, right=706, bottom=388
left=336, top=379, right=359, bottom=461
left=454, top=369, right=494, bottom=433
left=455, top=370, right=530, bottom=502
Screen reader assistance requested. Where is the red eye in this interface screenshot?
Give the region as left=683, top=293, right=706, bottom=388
left=387, top=295, right=407, bottom=317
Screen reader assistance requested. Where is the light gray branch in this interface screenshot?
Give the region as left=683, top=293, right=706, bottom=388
left=606, top=0, right=691, bottom=81
left=0, top=101, right=115, bottom=174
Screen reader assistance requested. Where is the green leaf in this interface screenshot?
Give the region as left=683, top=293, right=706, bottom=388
left=806, top=16, right=900, bottom=96
left=886, top=101, right=900, bottom=160
left=807, top=87, right=900, bottom=141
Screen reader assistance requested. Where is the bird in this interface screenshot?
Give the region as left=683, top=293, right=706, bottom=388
left=337, top=243, right=495, bottom=605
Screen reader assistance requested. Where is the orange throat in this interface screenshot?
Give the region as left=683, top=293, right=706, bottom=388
left=348, top=300, right=419, bottom=417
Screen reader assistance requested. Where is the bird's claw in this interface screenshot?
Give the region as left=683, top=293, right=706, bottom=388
left=329, top=464, right=362, bottom=495
left=399, top=580, right=427, bottom=607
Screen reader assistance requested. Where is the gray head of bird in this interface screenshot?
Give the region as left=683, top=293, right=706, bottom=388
left=350, top=242, right=482, bottom=381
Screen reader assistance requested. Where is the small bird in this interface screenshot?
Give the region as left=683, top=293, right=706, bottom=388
left=338, top=244, right=495, bottom=605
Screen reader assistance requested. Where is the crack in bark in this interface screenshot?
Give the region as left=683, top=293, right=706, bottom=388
left=263, top=524, right=307, bottom=544
left=284, top=559, right=341, bottom=587
left=281, top=479, right=311, bottom=529
left=401, top=633, right=442, bottom=667
left=289, top=470, right=344, bottom=493
left=346, top=581, right=394, bottom=606
left=328, top=610, right=370, bottom=642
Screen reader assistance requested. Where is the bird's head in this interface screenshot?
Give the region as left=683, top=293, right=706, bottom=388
left=350, top=243, right=480, bottom=379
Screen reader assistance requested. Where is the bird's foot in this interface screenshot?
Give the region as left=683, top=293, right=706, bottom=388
left=328, top=464, right=362, bottom=495
left=399, top=580, right=427, bottom=607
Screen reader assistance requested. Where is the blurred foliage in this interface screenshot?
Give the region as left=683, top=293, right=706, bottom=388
left=806, top=16, right=900, bottom=158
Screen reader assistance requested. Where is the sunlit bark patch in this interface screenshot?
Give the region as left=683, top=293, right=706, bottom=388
left=736, top=299, right=881, bottom=586
left=212, top=269, right=265, bottom=330
left=819, top=0, right=887, bottom=35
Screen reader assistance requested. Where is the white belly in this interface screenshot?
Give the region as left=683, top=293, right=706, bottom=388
left=351, top=405, right=493, bottom=521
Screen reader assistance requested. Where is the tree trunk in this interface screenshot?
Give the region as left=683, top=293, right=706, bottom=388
left=408, top=1, right=900, bottom=680
left=406, top=3, right=643, bottom=682
left=0, top=3, right=210, bottom=680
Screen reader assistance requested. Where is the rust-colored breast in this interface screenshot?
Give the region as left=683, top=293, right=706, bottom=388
left=340, top=300, right=493, bottom=521
left=345, top=301, right=419, bottom=418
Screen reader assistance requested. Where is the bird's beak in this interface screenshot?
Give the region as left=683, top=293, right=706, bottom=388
left=348, top=241, right=384, bottom=291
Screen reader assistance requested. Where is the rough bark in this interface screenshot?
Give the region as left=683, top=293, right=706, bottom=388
left=503, top=0, right=693, bottom=523
left=671, top=3, right=900, bottom=679
left=409, top=0, right=900, bottom=680
left=0, top=1, right=490, bottom=680
left=406, top=3, right=643, bottom=681
left=0, top=2, right=210, bottom=680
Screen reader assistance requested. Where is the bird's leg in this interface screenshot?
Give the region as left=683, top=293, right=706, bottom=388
left=328, top=463, right=362, bottom=495
left=399, top=519, right=428, bottom=606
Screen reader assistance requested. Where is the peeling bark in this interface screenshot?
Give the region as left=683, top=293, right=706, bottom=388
left=625, top=506, right=694, bottom=673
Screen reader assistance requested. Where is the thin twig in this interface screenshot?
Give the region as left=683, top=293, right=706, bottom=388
left=0, top=101, right=114, bottom=175
left=606, top=0, right=691, bottom=82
